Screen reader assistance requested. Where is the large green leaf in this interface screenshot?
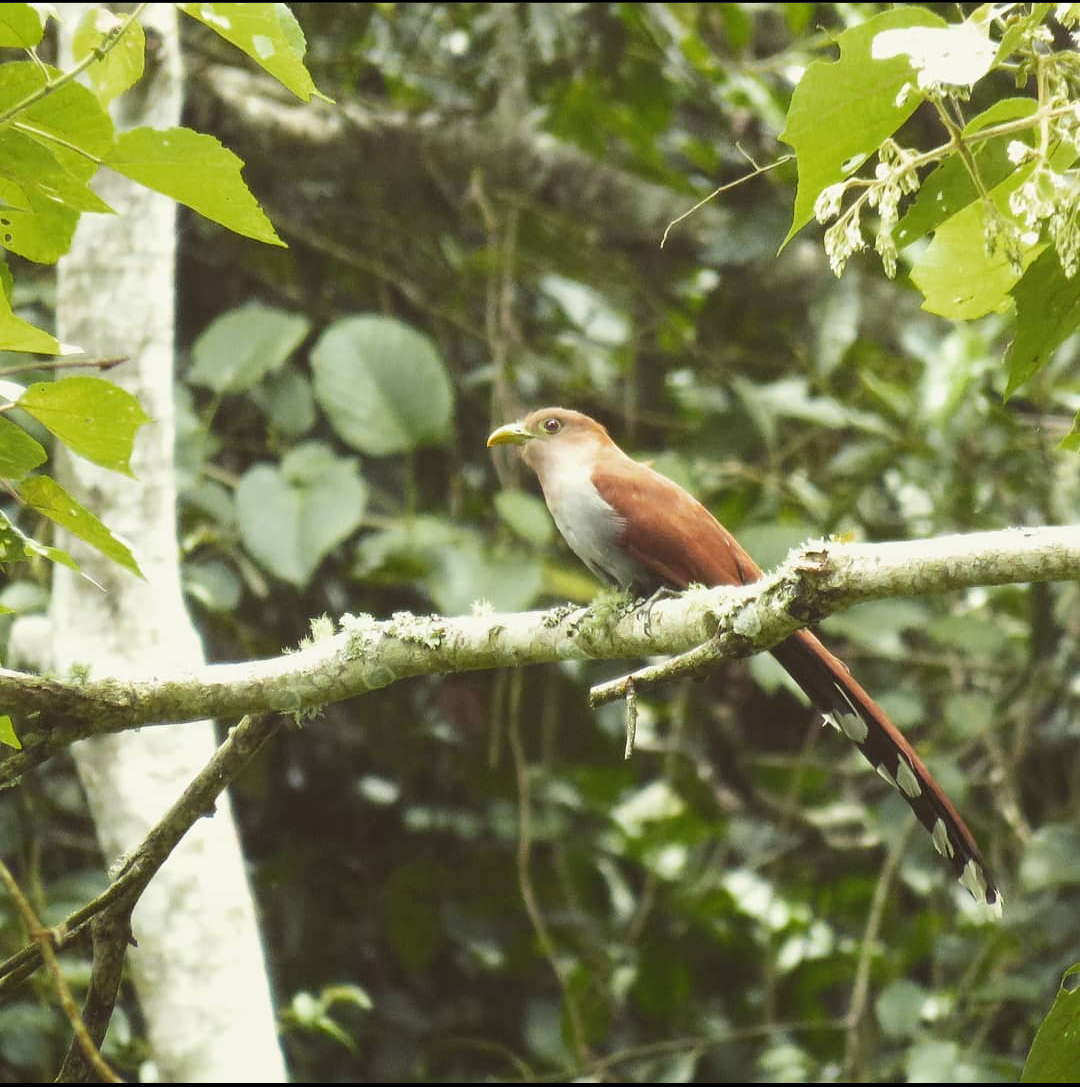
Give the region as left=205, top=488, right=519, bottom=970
left=311, top=316, right=454, bottom=456
left=178, top=3, right=328, bottom=102
left=18, top=475, right=143, bottom=577
left=909, top=168, right=1044, bottom=319
left=104, top=126, right=284, bottom=247
left=18, top=377, right=151, bottom=476
left=235, top=444, right=367, bottom=587
left=780, top=6, right=944, bottom=246
left=1023, top=965, right=1080, bottom=1082
left=0, top=4, right=42, bottom=48
left=189, top=302, right=310, bottom=393
left=72, top=6, right=145, bottom=107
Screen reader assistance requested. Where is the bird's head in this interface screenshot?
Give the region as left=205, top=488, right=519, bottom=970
left=486, top=408, right=613, bottom=470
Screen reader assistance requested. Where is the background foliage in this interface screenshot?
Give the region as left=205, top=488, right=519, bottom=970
left=2, top=2, right=1080, bottom=1082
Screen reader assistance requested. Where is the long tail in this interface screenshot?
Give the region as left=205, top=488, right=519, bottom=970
left=771, top=629, right=999, bottom=909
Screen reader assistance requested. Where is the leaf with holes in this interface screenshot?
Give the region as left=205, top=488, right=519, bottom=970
left=178, top=3, right=328, bottom=102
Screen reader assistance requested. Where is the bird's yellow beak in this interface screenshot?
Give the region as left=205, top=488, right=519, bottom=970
left=486, top=421, right=534, bottom=447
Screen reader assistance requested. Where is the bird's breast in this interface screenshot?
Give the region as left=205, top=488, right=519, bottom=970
left=540, top=460, right=652, bottom=589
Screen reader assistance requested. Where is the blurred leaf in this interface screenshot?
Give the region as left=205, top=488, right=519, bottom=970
left=311, top=315, right=454, bottom=456
left=189, top=302, right=310, bottom=393
left=178, top=3, right=328, bottom=102
left=1023, top=965, right=1080, bottom=1083
left=781, top=6, right=942, bottom=245
left=379, top=860, right=444, bottom=972
left=824, top=599, right=930, bottom=656
left=105, top=127, right=285, bottom=246
left=943, top=690, right=994, bottom=741
left=183, top=557, right=242, bottom=612
left=259, top=366, right=316, bottom=437
left=431, top=537, right=543, bottom=614
left=924, top=613, right=1012, bottom=655
left=235, top=445, right=367, bottom=587
left=73, top=7, right=145, bottom=106
left=493, top=488, right=554, bottom=545
left=18, top=475, right=142, bottom=577
left=18, top=377, right=151, bottom=476
left=1021, top=825, right=1080, bottom=891
left=541, top=275, right=629, bottom=345
left=876, top=978, right=928, bottom=1038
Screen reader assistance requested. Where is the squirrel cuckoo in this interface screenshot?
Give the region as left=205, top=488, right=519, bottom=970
left=488, top=407, right=999, bottom=908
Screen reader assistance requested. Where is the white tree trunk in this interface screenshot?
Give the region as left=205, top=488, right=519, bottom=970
left=50, top=5, right=286, bottom=1081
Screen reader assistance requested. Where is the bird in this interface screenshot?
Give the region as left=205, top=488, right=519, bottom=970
left=488, top=407, right=999, bottom=909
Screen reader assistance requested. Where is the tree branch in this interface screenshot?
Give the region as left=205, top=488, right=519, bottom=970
left=1, top=526, right=1076, bottom=788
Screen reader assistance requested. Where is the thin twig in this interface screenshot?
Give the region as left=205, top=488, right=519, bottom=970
left=0, top=4, right=149, bottom=128
left=0, top=357, right=126, bottom=378
left=0, top=857, right=123, bottom=1083
left=661, top=155, right=793, bottom=247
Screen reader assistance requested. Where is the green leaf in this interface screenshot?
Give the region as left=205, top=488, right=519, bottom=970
left=178, top=3, right=329, bottom=102
left=18, top=65, right=114, bottom=182
left=429, top=536, right=543, bottom=614
left=1020, top=824, right=1080, bottom=891
left=909, top=173, right=1044, bottom=319
left=235, top=445, right=367, bottom=587
left=0, top=416, right=46, bottom=479
left=1062, top=411, right=1080, bottom=453
left=258, top=367, right=315, bottom=437
left=18, top=475, right=143, bottom=577
left=0, top=130, right=113, bottom=215
left=894, top=117, right=1031, bottom=249
left=189, top=302, right=310, bottom=392
left=311, top=315, right=454, bottom=456
left=354, top=516, right=542, bottom=612
left=0, top=4, right=42, bottom=48
left=1004, top=248, right=1080, bottom=398
left=1023, top=965, right=1080, bottom=1083
left=875, top=979, right=928, bottom=1038
left=493, top=488, right=554, bottom=545
left=0, top=64, right=113, bottom=262
left=104, top=127, right=285, bottom=247
left=18, top=377, right=151, bottom=476
left=0, top=281, right=64, bottom=354
left=72, top=7, right=145, bottom=107
left=0, top=508, right=80, bottom=574
left=0, top=715, right=20, bottom=750
left=780, top=6, right=944, bottom=246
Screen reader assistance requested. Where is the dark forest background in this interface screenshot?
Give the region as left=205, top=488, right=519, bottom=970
left=4, top=4, right=1080, bottom=1081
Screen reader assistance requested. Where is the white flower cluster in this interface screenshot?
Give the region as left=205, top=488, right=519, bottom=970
left=1008, top=165, right=1080, bottom=276
left=814, top=142, right=921, bottom=278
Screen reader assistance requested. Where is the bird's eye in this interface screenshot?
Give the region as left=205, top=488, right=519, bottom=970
left=541, top=417, right=562, bottom=434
